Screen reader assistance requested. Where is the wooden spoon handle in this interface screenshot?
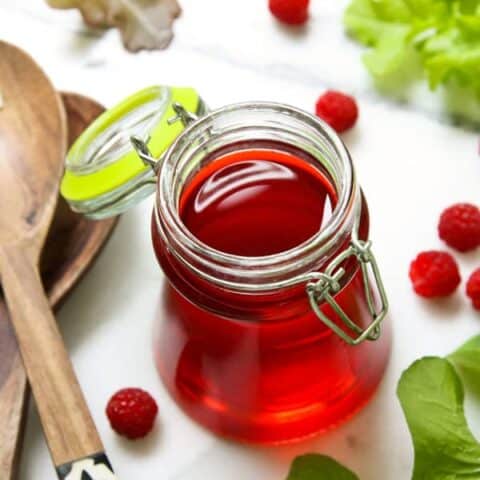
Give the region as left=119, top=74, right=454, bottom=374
left=0, top=247, right=116, bottom=479
left=0, top=319, right=28, bottom=480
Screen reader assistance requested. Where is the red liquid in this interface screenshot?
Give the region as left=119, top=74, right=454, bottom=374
left=153, top=143, right=391, bottom=443
left=180, top=149, right=335, bottom=256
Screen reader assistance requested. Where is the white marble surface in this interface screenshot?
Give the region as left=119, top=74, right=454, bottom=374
left=1, top=1, right=480, bottom=479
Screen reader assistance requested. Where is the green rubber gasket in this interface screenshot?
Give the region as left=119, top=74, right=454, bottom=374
left=61, top=85, right=200, bottom=202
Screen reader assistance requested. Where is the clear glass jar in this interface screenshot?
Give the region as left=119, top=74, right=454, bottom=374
left=151, top=102, right=391, bottom=444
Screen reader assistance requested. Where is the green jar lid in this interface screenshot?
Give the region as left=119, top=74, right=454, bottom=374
left=61, top=85, right=203, bottom=219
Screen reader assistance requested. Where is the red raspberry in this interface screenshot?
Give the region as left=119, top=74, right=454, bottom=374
left=466, top=268, right=480, bottom=310
left=409, top=251, right=461, bottom=298
left=438, top=203, right=480, bottom=252
left=315, top=90, right=359, bottom=133
left=269, top=0, right=309, bottom=25
left=106, top=388, right=158, bottom=439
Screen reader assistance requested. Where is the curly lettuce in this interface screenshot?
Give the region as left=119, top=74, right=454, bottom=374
left=344, top=0, right=480, bottom=96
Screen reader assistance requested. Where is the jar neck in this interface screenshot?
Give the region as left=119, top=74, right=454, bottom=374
left=154, top=102, right=360, bottom=293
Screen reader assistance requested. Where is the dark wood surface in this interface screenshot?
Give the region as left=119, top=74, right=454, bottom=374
left=0, top=42, right=117, bottom=475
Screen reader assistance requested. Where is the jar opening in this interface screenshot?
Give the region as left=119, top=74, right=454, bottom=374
left=177, top=139, right=339, bottom=257
left=155, top=102, right=360, bottom=291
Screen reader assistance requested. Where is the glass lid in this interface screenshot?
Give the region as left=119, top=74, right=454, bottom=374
left=60, top=85, right=203, bottom=219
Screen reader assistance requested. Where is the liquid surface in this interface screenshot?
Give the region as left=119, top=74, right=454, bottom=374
left=179, top=148, right=336, bottom=256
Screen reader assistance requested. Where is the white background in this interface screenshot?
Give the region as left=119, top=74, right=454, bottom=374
left=1, top=1, right=480, bottom=478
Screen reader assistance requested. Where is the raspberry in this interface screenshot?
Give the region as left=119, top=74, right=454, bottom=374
left=106, top=388, right=158, bottom=439
left=269, top=0, right=309, bottom=25
left=438, top=203, right=480, bottom=252
left=466, top=268, right=480, bottom=310
left=409, top=251, right=461, bottom=298
left=315, top=90, right=359, bottom=133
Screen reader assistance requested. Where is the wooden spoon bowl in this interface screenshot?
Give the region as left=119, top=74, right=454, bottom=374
left=0, top=92, right=118, bottom=480
left=41, top=93, right=118, bottom=306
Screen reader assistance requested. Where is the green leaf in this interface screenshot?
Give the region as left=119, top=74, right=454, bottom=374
left=363, top=27, right=412, bottom=76
left=456, top=5, right=480, bottom=36
left=403, top=0, right=452, bottom=19
left=457, top=0, right=480, bottom=15
left=286, top=454, right=359, bottom=480
left=449, top=335, right=480, bottom=392
left=344, top=0, right=480, bottom=105
left=370, top=0, right=413, bottom=22
left=344, top=0, right=412, bottom=46
left=344, top=0, right=419, bottom=81
left=425, top=46, right=480, bottom=90
left=397, top=356, right=480, bottom=479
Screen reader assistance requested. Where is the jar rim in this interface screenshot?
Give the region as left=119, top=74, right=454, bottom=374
left=155, top=101, right=359, bottom=291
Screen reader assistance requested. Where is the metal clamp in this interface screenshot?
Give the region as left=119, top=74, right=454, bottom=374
left=167, top=102, right=199, bottom=126
left=130, top=135, right=158, bottom=171
left=306, top=236, right=388, bottom=346
left=131, top=102, right=199, bottom=176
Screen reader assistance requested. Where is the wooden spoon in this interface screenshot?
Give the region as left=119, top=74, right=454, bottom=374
left=0, top=42, right=117, bottom=478
left=0, top=93, right=118, bottom=480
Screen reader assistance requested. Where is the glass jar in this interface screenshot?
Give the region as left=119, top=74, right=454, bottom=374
left=150, top=102, right=391, bottom=443
left=61, top=88, right=391, bottom=444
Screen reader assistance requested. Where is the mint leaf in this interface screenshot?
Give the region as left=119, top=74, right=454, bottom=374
left=397, top=356, right=480, bottom=479
left=449, top=334, right=480, bottom=392
left=286, top=454, right=359, bottom=480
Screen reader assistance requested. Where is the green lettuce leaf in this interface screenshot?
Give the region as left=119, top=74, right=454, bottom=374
left=403, top=0, right=451, bottom=20
left=344, top=0, right=412, bottom=46
left=363, top=27, right=412, bottom=76
left=344, top=0, right=419, bottom=81
left=344, top=0, right=480, bottom=99
left=286, top=454, right=359, bottom=480
left=397, top=356, right=480, bottom=479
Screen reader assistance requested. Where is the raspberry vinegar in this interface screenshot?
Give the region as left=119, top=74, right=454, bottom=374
left=152, top=140, right=391, bottom=444
left=58, top=91, right=391, bottom=444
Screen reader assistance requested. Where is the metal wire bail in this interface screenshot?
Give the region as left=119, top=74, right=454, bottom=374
left=167, top=102, right=199, bottom=126
left=130, top=136, right=158, bottom=171
left=131, top=102, right=199, bottom=177
left=306, top=233, right=388, bottom=346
